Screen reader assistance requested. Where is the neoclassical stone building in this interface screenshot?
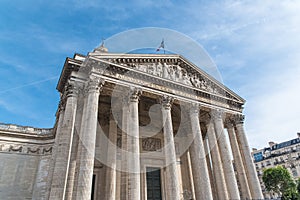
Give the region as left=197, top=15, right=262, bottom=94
left=0, top=45, right=263, bottom=200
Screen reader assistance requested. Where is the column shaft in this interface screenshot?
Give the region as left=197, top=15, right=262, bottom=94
left=189, top=105, right=213, bottom=200
left=206, top=120, right=228, bottom=199
left=234, top=115, right=263, bottom=199
left=121, top=103, right=129, bottom=200
left=46, top=107, right=64, bottom=199
left=161, top=96, right=180, bottom=200
left=180, top=151, right=194, bottom=199
left=213, top=112, right=240, bottom=199
left=75, top=78, right=103, bottom=199
left=105, top=117, right=118, bottom=200
left=203, top=136, right=218, bottom=200
left=72, top=92, right=89, bottom=199
left=65, top=94, right=85, bottom=200
left=49, top=83, right=78, bottom=200
left=127, top=88, right=141, bottom=200
left=227, top=122, right=252, bottom=199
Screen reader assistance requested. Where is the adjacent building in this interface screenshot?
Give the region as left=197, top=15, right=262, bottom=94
left=0, top=44, right=263, bottom=200
left=252, top=133, right=300, bottom=199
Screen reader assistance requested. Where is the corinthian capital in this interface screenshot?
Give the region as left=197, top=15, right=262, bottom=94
left=189, top=103, right=200, bottom=114
left=87, top=76, right=105, bottom=93
left=211, top=109, right=224, bottom=121
left=128, top=87, right=142, bottom=102
left=224, top=117, right=234, bottom=129
left=232, top=114, right=245, bottom=125
left=65, top=80, right=79, bottom=97
left=160, top=95, right=174, bottom=110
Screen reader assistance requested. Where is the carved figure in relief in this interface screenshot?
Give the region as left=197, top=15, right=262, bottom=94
left=163, top=63, right=170, bottom=79
left=175, top=66, right=182, bottom=81
left=200, top=79, right=207, bottom=89
left=191, top=74, right=201, bottom=88
left=147, top=64, right=155, bottom=75
left=138, top=64, right=148, bottom=73
left=156, top=62, right=163, bottom=77
left=166, top=65, right=176, bottom=81
left=142, top=138, right=161, bottom=151
left=181, top=69, right=191, bottom=85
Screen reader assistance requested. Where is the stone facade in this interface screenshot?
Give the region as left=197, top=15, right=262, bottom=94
left=0, top=46, right=263, bottom=200
left=252, top=133, right=300, bottom=199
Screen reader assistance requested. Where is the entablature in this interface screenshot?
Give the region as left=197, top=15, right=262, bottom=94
left=82, top=54, right=244, bottom=113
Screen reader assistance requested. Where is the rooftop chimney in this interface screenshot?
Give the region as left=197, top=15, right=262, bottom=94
left=269, top=141, right=275, bottom=147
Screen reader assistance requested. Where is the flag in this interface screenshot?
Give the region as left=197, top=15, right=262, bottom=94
left=156, top=39, right=165, bottom=52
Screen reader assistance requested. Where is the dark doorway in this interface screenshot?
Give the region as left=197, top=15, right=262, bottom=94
left=146, top=167, right=162, bottom=200
left=91, top=174, right=96, bottom=200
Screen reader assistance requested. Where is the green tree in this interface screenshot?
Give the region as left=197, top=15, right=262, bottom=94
left=296, top=178, right=300, bottom=197
left=262, top=166, right=298, bottom=199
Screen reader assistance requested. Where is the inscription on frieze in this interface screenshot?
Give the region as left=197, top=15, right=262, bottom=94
left=0, top=143, right=53, bottom=155
left=142, top=138, right=161, bottom=151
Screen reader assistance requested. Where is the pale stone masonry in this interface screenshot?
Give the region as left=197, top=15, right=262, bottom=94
left=0, top=44, right=263, bottom=200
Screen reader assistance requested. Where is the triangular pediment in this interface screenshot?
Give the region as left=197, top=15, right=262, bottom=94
left=87, top=52, right=245, bottom=104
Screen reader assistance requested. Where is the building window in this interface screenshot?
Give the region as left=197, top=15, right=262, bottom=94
left=292, top=169, right=298, bottom=177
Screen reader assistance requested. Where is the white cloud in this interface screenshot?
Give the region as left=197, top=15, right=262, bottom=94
left=167, top=0, right=300, bottom=148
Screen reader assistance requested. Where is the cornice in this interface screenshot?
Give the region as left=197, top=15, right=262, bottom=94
left=56, top=56, right=84, bottom=93
left=0, top=123, right=54, bottom=140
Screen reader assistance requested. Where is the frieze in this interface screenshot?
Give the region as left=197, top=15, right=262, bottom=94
left=0, top=143, right=53, bottom=155
left=142, top=138, right=161, bottom=151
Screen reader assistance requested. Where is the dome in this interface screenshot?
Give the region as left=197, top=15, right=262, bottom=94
left=95, top=41, right=108, bottom=53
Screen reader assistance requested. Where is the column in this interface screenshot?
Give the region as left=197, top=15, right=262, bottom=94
left=203, top=136, right=218, bottom=200
left=127, top=88, right=142, bottom=200
left=75, top=77, right=104, bottom=199
left=120, top=100, right=129, bottom=200
left=72, top=87, right=89, bottom=199
left=49, top=81, right=78, bottom=200
left=180, top=151, right=194, bottom=199
left=189, top=104, right=213, bottom=200
left=65, top=122, right=79, bottom=200
left=233, top=115, right=264, bottom=199
left=46, top=103, right=65, bottom=199
left=205, top=115, right=228, bottom=200
left=225, top=118, right=252, bottom=199
left=161, top=95, right=180, bottom=200
left=212, top=110, right=240, bottom=199
left=105, top=115, right=118, bottom=200
left=65, top=90, right=85, bottom=200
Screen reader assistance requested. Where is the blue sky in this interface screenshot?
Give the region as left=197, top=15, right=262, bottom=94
left=0, top=0, right=299, bottom=149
